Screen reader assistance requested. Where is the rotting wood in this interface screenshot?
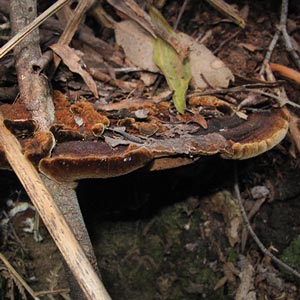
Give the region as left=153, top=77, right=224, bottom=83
left=7, top=0, right=111, bottom=299
left=0, top=112, right=111, bottom=300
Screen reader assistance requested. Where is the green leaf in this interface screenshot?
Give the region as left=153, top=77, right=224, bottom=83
left=153, top=37, right=191, bottom=114
left=149, top=5, right=191, bottom=114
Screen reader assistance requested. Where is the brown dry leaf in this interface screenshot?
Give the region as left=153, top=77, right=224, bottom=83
left=115, top=20, right=159, bottom=73
left=108, top=0, right=188, bottom=58
left=178, top=32, right=234, bottom=88
left=115, top=20, right=234, bottom=89
left=213, top=276, right=228, bottom=291
left=188, top=114, right=208, bottom=129
left=205, top=0, right=246, bottom=28
left=178, top=112, right=207, bottom=129
left=50, top=43, right=98, bottom=98
left=238, top=43, right=260, bottom=52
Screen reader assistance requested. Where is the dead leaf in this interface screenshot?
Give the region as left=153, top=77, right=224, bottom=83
left=178, top=32, right=234, bottom=89
left=239, top=43, right=260, bottom=52
left=205, top=0, right=246, bottom=28
left=115, top=20, right=160, bottom=73
left=188, top=114, right=208, bottom=129
left=213, top=276, right=228, bottom=291
left=50, top=44, right=98, bottom=98
left=108, top=0, right=188, bottom=58
left=115, top=20, right=234, bottom=90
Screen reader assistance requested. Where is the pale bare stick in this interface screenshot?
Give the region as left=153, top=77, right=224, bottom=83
left=53, top=0, right=96, bottom=71
left=9, top=0, right=107, bottom=297
left=173, top=0, right=189, bottom=31
left=0, top=112, right=111, bottom=300
left=0, top=0, right=71, bottom=59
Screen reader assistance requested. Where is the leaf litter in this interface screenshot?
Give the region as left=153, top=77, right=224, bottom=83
left=0, top=1, right=297, bottom=300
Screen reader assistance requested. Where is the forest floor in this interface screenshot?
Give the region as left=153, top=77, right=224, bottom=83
left=1, top=0, right=300, bottom=299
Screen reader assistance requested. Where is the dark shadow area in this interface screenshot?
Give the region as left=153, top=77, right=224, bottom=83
left=77, top=156, right=255, bottom=235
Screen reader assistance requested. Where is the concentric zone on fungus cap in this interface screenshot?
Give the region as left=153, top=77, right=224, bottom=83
left=0, top=93, right=289, bottom=182
left=39, top=142, right=154, bottom=182
left=38, top=107, right=289, bottom=182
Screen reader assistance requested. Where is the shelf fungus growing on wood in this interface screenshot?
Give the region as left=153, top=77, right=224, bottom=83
left=0, top=90, right=289, bottom=182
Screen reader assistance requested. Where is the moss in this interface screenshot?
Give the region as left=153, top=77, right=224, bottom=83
left=97, top=200, right=225, bottom=300
left=228, top=249, right=239, bottom=263
left=280, top=237, right=300, bottom=280
left=142, top=234, right=165, bottom=265
left=196, top=268, right=215, bottom=284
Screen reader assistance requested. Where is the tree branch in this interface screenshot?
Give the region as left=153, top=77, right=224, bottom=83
left=5, top=0, right=111, bottom=299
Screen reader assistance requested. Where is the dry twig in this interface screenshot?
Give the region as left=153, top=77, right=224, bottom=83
left=0, top=252, right=40, bottom=300
left=234, top=165, right=300, bottom=280
left=260, top=0, right=300, bottom=74
left=0, top=0, right=71, bottom=59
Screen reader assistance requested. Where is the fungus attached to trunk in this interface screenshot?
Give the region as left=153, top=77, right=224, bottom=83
left=0, top=90, right=289, bottom=182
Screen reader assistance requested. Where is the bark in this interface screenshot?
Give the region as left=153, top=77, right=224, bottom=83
left=10, top=0, right=55, bottom=130
left=8, top=0, right=110, bottom=299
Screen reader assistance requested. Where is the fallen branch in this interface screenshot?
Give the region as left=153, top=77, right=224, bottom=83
left=7, top=0, right=111, bottom=299
left=0, top=112, right=111, bottom=300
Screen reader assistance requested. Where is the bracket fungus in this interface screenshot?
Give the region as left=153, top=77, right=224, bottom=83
left=0, top=90, right=289, bottom=182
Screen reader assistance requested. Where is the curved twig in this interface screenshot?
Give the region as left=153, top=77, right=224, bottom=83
left=234, top=165, right=300, bottom=280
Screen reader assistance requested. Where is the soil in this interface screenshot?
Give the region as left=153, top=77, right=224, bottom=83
left=1, top=0, right=300, bottom=299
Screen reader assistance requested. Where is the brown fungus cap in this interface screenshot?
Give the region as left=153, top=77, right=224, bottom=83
left=221, top=107, right=289, bottom=159
left=38, top=107, right=289, bottom=181
left=39, top=142, right=153, bottom=182
left=24, top=131, right=55, bottom=166
left=0, top=90, right=289, bottom=182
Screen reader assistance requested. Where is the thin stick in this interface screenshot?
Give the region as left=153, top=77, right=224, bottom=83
left=187, top=82, right=283, bottom=98
left=242, top=88, right=300, bottom=109
left=260, top=0, right=300, bottom=74
left=188, top=84, right=300, bottom=109
left=0, top=113, right=111, bottom=300
left=234, top=165, right=300, bottom=280
left=35, top=288, right=70, bottom=296
left=0, top=0, right=71, bottom=59
left=0, top=252, right=40, bottom=300
left=173, top=0, right=189, bottom=31
left=51, top=0, right=96, bottom=72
